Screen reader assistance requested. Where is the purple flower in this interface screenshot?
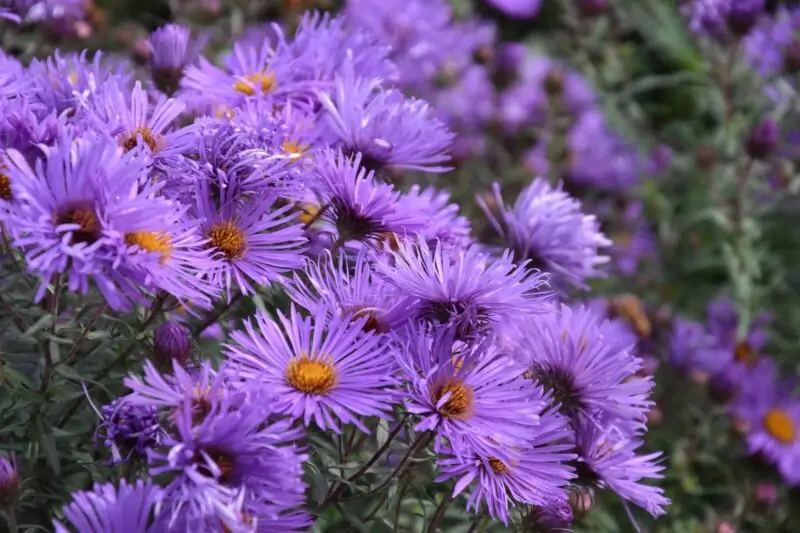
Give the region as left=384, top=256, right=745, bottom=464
left=0, top=454, right=19, bottom=508
left=287, top=248, right=408, bottom=334
left=0, top=133, right=157, bottom=310
left=378, top=239, right=551, bottom=339
left=317, top=64, right=454, bottom=173
left=0, top=51, right=30, bottom=101
left=95, top=398, right=163, bottom=464
left=686, top=0, right=732, bottom=38
left=669, top=317, right=732, bottom=376
left=147, top=24, right=205, bottom=96
left=0, top=97, right=65, bottom=165
left=148, top=383, right=308, bottom=532
left=486, top=0, right=542, bottom=19
left=434, top=409, right=575, bottom=524
left=397, top=329, right=546, bottom=457
left=192, top=177, right=306, bottom=300
left=574, top=422, right=669, bottom=517
left=529, top=499, right=573, bottom=531
left=479, top=179, right=611, bottom=289
left=312, top=149, right=426, bottom=243
left=747, top=117, right=781, bottom=158
left=514, top=303, right=654, bottom=431
left=153, top=321, right=193, bottom=366
left=745, top=7, right=800, bottom=76
left=224, top=304, right=398, bottom=433
left=732, top=362, right=800, bottom=484
left=53, top=480, right=163, bottom=533
left=400, top=184, right=472, bottom=250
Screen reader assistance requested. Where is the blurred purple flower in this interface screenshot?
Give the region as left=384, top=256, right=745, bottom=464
left=745, top=7, right=800, bottom=76
left=147, top=24, right=205, bottom=96
left=95, top=398, right=163, bottom=464
left=669, top=317, right=733, bottom=376
left=0, top=454, right=19, bottom=508
left=486, top=0, right=542, bottom=19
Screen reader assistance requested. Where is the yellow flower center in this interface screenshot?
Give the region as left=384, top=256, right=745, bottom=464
left=488, top=457, right=509, bottom=474
left=233, top=72, right=277, bottom=96
left=286, top=355, right=338, bottom=394
left=124, top=231, right=172, bottom=262
left=57, top=206, right=101, bottom=244
left=297, top=203, right=319, bottom=225
left=282, top=140, right=307, bottom=158
left=208, top=221, right=247, bottom=260
left=763, top=408, right=796, bottom=444
left=433, top=380, right=474, bottom=420
left=735, top=340, right=757, bottom=365
left=119, top=126, right=164, bottom=153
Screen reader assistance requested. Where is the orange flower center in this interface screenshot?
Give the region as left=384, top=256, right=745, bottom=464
left=282, top=140, right=307, bottom=158
left=763, top=408, right=796, bottom=444
left=208, top=221, right=247, bottom=260
left=125, top=231, right=172, bottom=262
left=488, top=457, right=508, bottom=474
left=233, top=72, right=277, bottom=96
left=433, top=380, right=474, bottom=419
left=57, top=206, right=101, bottom=244
left=119, top=126, right=163, bottom=153
left=735, top=340, right=757, bottom=365
left=286, top=355, right=338, bottom=394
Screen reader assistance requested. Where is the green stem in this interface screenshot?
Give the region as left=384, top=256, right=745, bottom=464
left=426, top=493, right=452, bottom=533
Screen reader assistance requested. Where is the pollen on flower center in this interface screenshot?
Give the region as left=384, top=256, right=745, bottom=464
left=763, top=408, right=796, bottom=444
left=286, top=355, right=338, bottom=394
left=195, top=447, right=235, bottom=483
left=297, top=203, right=319, bottom=225
left=433, top=379, right=474, bottom=419
left=283, top=140, right=307, bottom=158
left=119, top=126, right=163, bottom=153
left=344, top=305, right=386, bottom=333
left=488, top=457, right=509, bottom=474
left=0, top=171, right=11, bottom=201
left=233, top=72, right=277, bottom=96
left=57, top=205, right=101, bottom=244
left=125, top=231, right=172, bottom=262
left=208, top=221, right=247, bottom=260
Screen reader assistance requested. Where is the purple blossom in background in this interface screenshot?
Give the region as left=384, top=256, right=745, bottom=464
left=486, top=0, right=543, bottom=19
left=0, top=454, right=19, bottom=507
left=224, top=304, right=398, bottom=433
left=745, top=7, right=800, bottom=76
left=686, top=0, right=732, bottom=38
left=479, top=179, right=611, bottom=289
left=669, top=317, right=733, bottom=376
left=95, top=398, right=162, bottom=464
left=147, top=24, right=205, bottom=96
left=53, top=480, right=163, bottom=533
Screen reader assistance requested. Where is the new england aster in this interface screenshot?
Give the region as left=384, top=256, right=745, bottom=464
left=478, top=179, right=611, bottom=289
left=53, top=480, right=164, bottom=533
left=224, top=304, right=398, bottom=433
left=147, top=23, right=205, bottom=97
left=378, top=238, right=551, bottom=339
left=514, top=303, right=654, bottom=431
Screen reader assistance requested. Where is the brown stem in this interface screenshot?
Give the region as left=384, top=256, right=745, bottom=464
left=38, top=275, right=62, bottom=393
left=58, top=304, right=107, bottom=367
left=192, top=291, right=241, bottom=338
left=426, top=493, right=452, bottom=533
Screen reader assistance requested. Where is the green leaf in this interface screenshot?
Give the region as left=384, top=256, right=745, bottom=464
left=36, top=419, right=61, bottom=477
left=22, top=315, right=53, bottom=338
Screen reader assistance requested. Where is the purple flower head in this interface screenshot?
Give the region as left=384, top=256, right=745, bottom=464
left=28, top=50, right=132, bottom=116
left=378, top=239, right=551, bottom=339
left=317, top=64, right=454, bottom=173
left=486, top=0, right=542, bottom=19
left=686, top=0, right=732, bottom=37
left=706, top=295, right=771, bottom=362
left=732, top=362, right=800, bottom=484
left=669, top=317, right=732, bottom=376
left=147, top=24, right=205, bottom=96
left=574, top=422, right=669, bottom=517
left=287, top=248, right=409, bottom=335
left=95, top=398, right=163, bottom=464
left=153, top=321, right=193, bottom=366
left=479, top=179, right=611, bottom=289
left=0, top=96, right=66, bottom=166
left=529, top=499, right=574, bottom=531
left=224, top=304, right=399, bottom=433
left=435, top=409, right=575, bottom=525
left=312, top=149, right=427, bottom=243
left=0, top=454, right=20, bottom=507
left=397, top=328, right=547, bottom=457
left=745, top=7, right=800, bottom=76
left=79, top=80, right=196, bottom=167
left=53, top=480, right=163, bottom=533
left=514, top=303, right=654, bottom=431
left=727, top=0, right=765, bottom=36
left=192, top=177, right=306, bottom=300
left=747, top=117, right=781, bottom=159
left=0, top=51, right=30, bottom=101
left=0, top=132, right=161, bottom=310
left=288, top=11, right=396, bottom=85
left=149, top=382, right=309, bottom=532
left=400, top=184, right=472, bottom=250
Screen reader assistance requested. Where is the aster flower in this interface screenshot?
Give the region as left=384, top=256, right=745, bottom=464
left=317, top=64, right=454, bottom=173
left=669, top=317, right=732, bottom=376
left=486, top=0, right=542, bottom=18
left=28, top=50, right=131, bottom=115
left=0, top=454, right=19, bottom=508
left=0, top=133, right=157, bottom=310
left=528, top=499, right=574, bottom=531
left=149, top=383, right=308, bottom=532
left=153, top=321, right=193, bottom=366
left=745, top=7, right=800, bottom=77
left=431, top=65, right=494, bottom=158
left=574, top=422, right=669, bottom=517
left=479, top=179, right=611, bottom=289
left=286, top=248, right=409, bottom=335
left=53, top=480, right=163, bottom=533
left=312, top=149, right=426, bottom=243
left=434, top=409, right=575, bottom=525
left=399, top=184, right=472, bottom=250
left=94, top=398, right=163, bottom=464
left=0, top=51, right=30, bottom=101
left=80, top=80, right=195, bottom=165
left=147, top=24, right=205, bottom=96
left=514, top=303, right=654, bottom=431
left=731, top=361, right=800, bottom=484
left=397, top=328, right=546, bottom=456
left=224, top=304, right=398, bottom=433
left=0, top=97, right=65, bottom=164
left=706, top=295, right=772, bottom=360
left=378, top=238, right=551, bottom=339
left=193, top=177, right=306, bottom=299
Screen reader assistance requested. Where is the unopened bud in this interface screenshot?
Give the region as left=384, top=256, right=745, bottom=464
left=578, top=0, right=609, bottom=17
left=746, top=117, right=780, bottom=159
left=153, top=321, right=191, bottom=366
left=715, top=521, right=736, bottom=533
left=727, top=3, right=764, bottom=36
left=753, top=482, right=778, bottom=506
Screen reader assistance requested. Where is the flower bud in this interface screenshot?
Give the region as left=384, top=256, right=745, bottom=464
left=529, top=499, right=573, bottom=531
left=0, top=455, right=20, bottom=508
left=753, top=482, right=778, bottom=507
left=153, top=321, right=191, bottom=366
left=578, top=0, right=609, bottom=17
left=727, top=2, right=764, bottom=36
left=715, top=521, right=736, bottom=533
left=784, top=38, right=800, bottom=73
left=746, top=118, right=780, bottom=159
